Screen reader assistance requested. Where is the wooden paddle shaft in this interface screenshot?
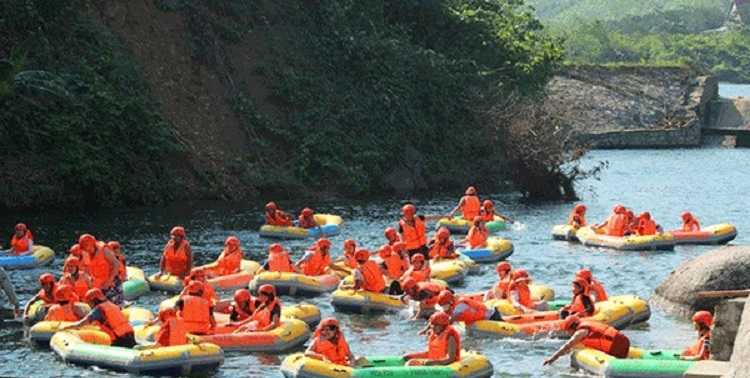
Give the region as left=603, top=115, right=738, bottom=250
left=696, top=290, right=750, bottom=299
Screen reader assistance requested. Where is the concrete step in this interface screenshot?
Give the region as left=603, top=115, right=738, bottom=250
left=682, top=360, right=731, bottom=378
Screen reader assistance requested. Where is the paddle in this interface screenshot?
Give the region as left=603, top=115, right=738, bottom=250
left=696, top=289, right=750, bottom=299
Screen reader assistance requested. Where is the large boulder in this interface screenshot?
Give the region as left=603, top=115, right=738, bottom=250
left=727, top=297, right=750, bottom=377
left=651, top=246, right=750, bottom=318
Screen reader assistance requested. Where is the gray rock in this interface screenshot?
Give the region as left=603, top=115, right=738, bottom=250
left=727, top=297, right=750, bottom=377
left=712, top=298, right=746, bottom=361
left=651, top=246, right=750, bottom=318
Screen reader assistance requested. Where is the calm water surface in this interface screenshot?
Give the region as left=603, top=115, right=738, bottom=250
left=1, top=148, right=748, bottom=377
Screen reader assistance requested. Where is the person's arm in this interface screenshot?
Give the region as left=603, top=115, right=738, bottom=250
left=23, top=294, right=41, bottom=317
left=103, top=249, right=120, bottom=287
left=295, top=252, right=312, bottom=269
left=158, top=247, right=167, bottom=276
left=305, top=339, right=329, bottom=361
left=18, top=239, right=34, bottom=256
left=543, top=329, right=588, bottom=365
left=185, top=244, right=193, bottom=274
left=425, top=333, right=459, bottom=366
left=209, top=306, right=217, bottom=329
left=448, top=198, right=465, bottom=218
left=62, top=308, right=100, bottom=330
left=0, top=268, right=19, bottom=315
left=582, top=296, right=595, bottom=316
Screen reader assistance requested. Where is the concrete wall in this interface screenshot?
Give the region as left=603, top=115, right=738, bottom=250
left=712, top=298, right=746, bottom=361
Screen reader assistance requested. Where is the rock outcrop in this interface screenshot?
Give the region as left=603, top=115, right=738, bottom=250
left=727, top=296, right=750, bottom=377
left=652, top=246, right=750, bottom=318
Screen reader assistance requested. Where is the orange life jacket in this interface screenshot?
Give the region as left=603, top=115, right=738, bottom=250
left=568, top=212, right=586, bottom=227
left=429, top=240, right=456, bottom=259
left=266, top=210, right=293, bottom=226
left=178, top=295, right=212, bottom=335
left=427, top=326, right=461, bottom=360
left=268, top=250, right=295, bottom=273
left=180, top=280, right=218, bottom=305
left=38, top=288, right=56, bottom=305
left=568, top=293, right=595, bottom=317
left=492, top=277, right=512, bottom=299
left=382, top=253, right=407, bottom=280
left=163, top=239, right=190, bottom=276
left=10, top=230, right=33, bottom=254
left=156, top=317, right=188, bottom=347
left=89, top=243, right=114, bottom=289
left=69, top=248, right=92, bottom=275
left=95, top=301, right=133, bottom=340
left=461, top=195, right=481, bottom=220
left=683, top=331, right=711, bottom=360
left=480, top=208, right=495, bottom=222
left=606, top=214, right=627, bottom=237
left=250, top=299, right=280, bottom=330
left=400, top=217, right=427, bottom=250
left=578, top=320, right=630, bottom=358
left=589, top=279, right=608, bottom=302
left=311, top=334, right=351, bottom=366
left=358, top=260, right=386, bottom=293
left=512, top=282, right=533, bottom=308
left=59, top=273, right=91, bottom=300
left=403, top=266, right=431, bottom=283
left=414, top=282, right=444, bottom=306
left=637, top=219, right=657, bottom=236
left=230, top=300, right=256, bottom=321
left=215, top=247, right=243, bottom=276
left=450, top=298, right=489, bottom=325
left=45, top=303, right=80, bottom=322
left=683, top=219, right=701, bottom=232
left=466, top=226, right=488, bottom=249
left=301, top=250, right=332, bottom=276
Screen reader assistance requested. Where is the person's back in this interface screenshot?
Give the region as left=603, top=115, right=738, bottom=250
left=577, top=320, right=630, bottom=358
left=177, top=294, right=212, bottom=335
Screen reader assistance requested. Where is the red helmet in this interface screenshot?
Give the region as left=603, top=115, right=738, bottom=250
left=384, top=227, right=398, bottom=240
left=302, top=207, right=314, bottom=216
left=269, top=243, right=283, bottom=253
left=225, top=236, right=240, bottom=248
left=159, top=307, right=177, bottom=321
left=640, top=212, right=651, bottom=220
left=233, top=289, right=252, bottom=304
left=681, top=211, right=693, bottom=220
left=482, top=200, right=494, bottom=209
left=319, top=317, right=339, bottom=329
left=107, top=241, right=121, bottom=251
left=78, top=234, right=97, bottom=249
left=402, top=204, right=416, bottom=217
left=572, top=276, right=589, bottom=292
left=258, top=284, right=276, bottom=297
left=465, top=186, right=477, bottom=195
left=170, top=226, right=186, bottom=238
left=437, top=290, right=455, bottom=305
left=613, top=205, right=626, bottom=214
left=429, top=311, right=451, bottom=326
left=410, top=253, right=425, bottom=264
left=185, top=281, right=204, bottom=295
left=693, top=311, right=713, bottom=327
left=84, top=288, right=106, bottom=303
left=563, top=314, right=581, bottom=331
left=15, top=223, right=27, bottom=232
left=265, top=202, right=278, bottom=210
left=437, top=227, right=450, bottom=240
left=317, top=238, right=332, bottom=250
left=496, top=261, right=511, bottom=274
left=378, top=245, right=392, bottom=259
left=344, top=239, right=357, bottom=250
left=54, top=285, right=75, bottom=302
left=511, top=269, right=529, bottom=280
left=574, top=204, right=586, bottom=214
left=576, top=268, right=592, bottom=281
left=64, top=256, right=80, bottom=269
left=39, top=273, right=55, bottom=285
left=354, top=249, right=370, bottom=262
left=392, top=242, right=406, bottom=252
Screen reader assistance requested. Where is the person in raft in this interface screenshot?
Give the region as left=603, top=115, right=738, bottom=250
left=399, top=204, right=429, bottom=259
left=263, top=243, right=296, bottom=273
left=6, top=223, right=33, bottom=255
left=380, top=244, right=407, bottom=281
left=400, top=277, right=445, bottom=319
left=305, top=318, right=367, bottom=367
left=559, top=277, right=595, bottom=319
left=158, top=226, right=193, bottom=279
left=106, top=242, right=128, bottom=297
left=0, top=267, right=19, bottom=318
left=297, top=208, right=319, bottom=229
left=448, top=186, right=481, bottom=220
left=403, top=311, right=461, bottom=366
left=464, top=216, right=489, bottom=249
left=23, top=273, right=57, bottom=319
left=175, top=281, right=216, bottom=335
left=228, top=289, right=258, bottom=323
left=78, top=234, right=122, bottom=305
left=428, top=227, right=458, bottom=260
left=594, top=204, right=628, bottom=237
left=296, top=238, right=350, bottom=277
left=64, top=288, right=136, bottom=348
left=437, top=290, right=503, bottom=325
left=181, top=268, right=218, bottom=305
left=67, top=244, right=91, bottom=274
left=567, top=204, right=587, bottom=228
left=681, top=211, right=701, bottom=231
left=44, top=285, right=86, bottom=322
left=235, top=284, right=281, bottom=332
left=341, top=249, right=386, bottom=293
left=264, top=201, right=293, bottom=226
left=576, top=268, right=608, bottom=302
left=509, top=272, right=548, bottom=312
left=543, top=314, right=630, bottom=365
left=484, top=261, right=513, bottom=300
left=154, top=307, right=187, bottom=347
left=59, top=257, right=93, bottom=300
left=337, top=239, right=359, bottom=271
left=205, top=236, right=243, bottom=278
left=400, top=253, right=431, bottom=284
left=636, top=212, right=659, bottom=236
left=681, top=311, right=713, bottom=361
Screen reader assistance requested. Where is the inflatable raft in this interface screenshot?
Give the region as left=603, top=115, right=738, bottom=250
left=551, top=224, right=578, bottom=241
left=464, top=284, right=555, bottom=305
left=670, top=223, right=737, bottom=245
left=431, top=259, right=468, bottom=284
left=576, top=227, right=676, bottom=251
left=436, top=216, right=507, bottom=234
left=198, top=319, right=310, bottom=352
left=147, top=273, right=183, bottom=293
left=51, top=329, right=223, bottom=375
left=259, top=214, right=343, bottom=239
left=331, top=289, right=406, bottom=314
left=159, top=297, right=322, bottom=328
left=123, top=267, right=150, bottom=301
left=29, top=306, right=153, bottom=345
left=571, top=347, right=693, bottom=378
left=458, top=237, right=514, bottom=264
left=281, top=351, right=494, bottom=378
left=466, top=295, right=650, bottom=339
left=249, top=271, right=340, bottom=296
left=0, top=245, right=54, bottom=269
left=205, top=260, right=262, bottom=290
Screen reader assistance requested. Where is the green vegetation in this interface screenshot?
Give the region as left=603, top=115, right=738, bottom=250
left=0, top=1, right=176, bottom=210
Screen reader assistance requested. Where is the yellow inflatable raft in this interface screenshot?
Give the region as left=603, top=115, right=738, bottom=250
left=576, top=227, right=676, bottom=251
left=248, top=271, right=340, bottom=296
left=0, top=245, right=54, bottom=269
left=51, top=329, right=223, bottom=375
left=671, top=223, right=738, bottom=245
left=331, top=289, right=406, bottom=314
left=430, top=259, right=468, bottom=284
left=123, top=266, right=150, bottom=300
left=458, top=237, right=514, bottom=264
left=29, top=306, right=153, bottom=345
left=260, top=214, right=343, bottom=239
left=571, top=347, right=694, bottom=378
left=436, top=215, right=507, bottom=234
left=147, top=272, right=184, bottom=293
left=281, top=351, right=494, bottom=378
left=159, top=297, right=322, bottom=328
left=551, top=224, right=579, bottom=241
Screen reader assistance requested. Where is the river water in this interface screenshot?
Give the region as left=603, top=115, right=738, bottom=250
left=1, top=148, right=749, bottom=377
